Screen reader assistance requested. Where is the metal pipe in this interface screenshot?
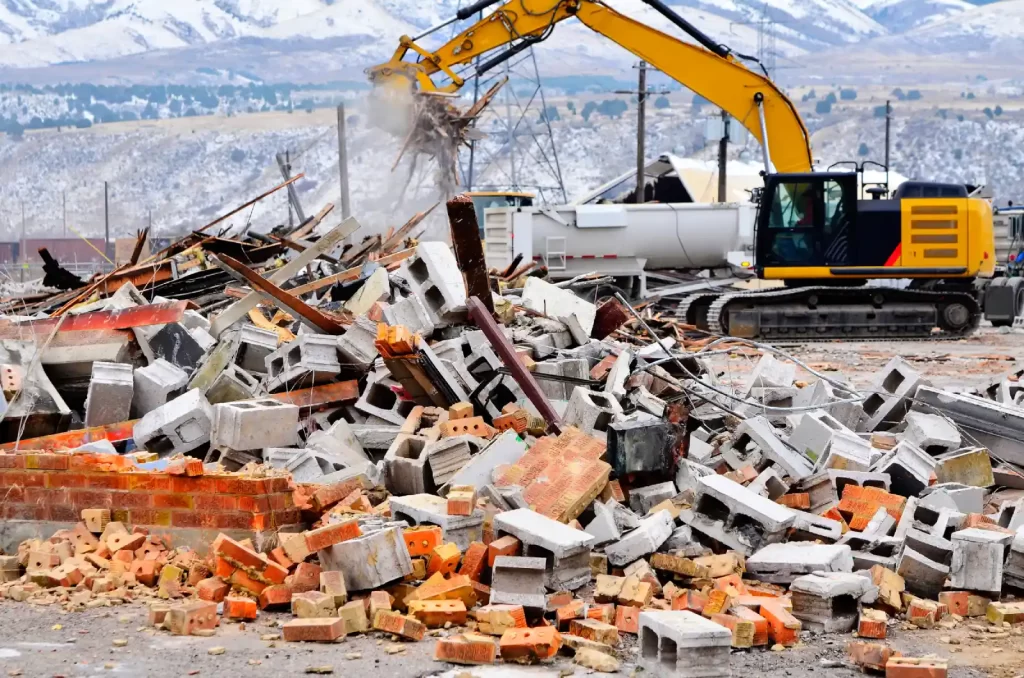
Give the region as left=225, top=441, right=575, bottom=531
left=755, top=93, right=773, bottom=174
left=640, top=0, right=729, bottom=58
left=457, top=0, right=502, bottom=20
left=413, top=17, right=460, bottom=41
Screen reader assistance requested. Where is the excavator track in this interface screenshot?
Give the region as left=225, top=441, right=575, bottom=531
left=675, top=292, right=725, bottom=327
left=698, top=286, right=980, bottom=342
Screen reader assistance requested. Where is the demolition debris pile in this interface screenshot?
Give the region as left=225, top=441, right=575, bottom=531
left=0, top=190, right=1022, bottom=677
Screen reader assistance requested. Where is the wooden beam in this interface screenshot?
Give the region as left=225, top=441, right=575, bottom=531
left=212, top=254, right=348, bottom=335
left=288, top=248, right=416, bottom=297
left=290, top=202, right=335, bottom=241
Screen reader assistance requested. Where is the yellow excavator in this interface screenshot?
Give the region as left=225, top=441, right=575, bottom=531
left=368, top=0, right=1018, bottom=340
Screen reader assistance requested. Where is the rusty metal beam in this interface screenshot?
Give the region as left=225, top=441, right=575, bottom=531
left=288, top=248, right=416, bottom=297
left=467, top=296, right=562, bottom=433
left=0, top=419, right=137, bottom=453
left=0, top=301, right=188, bottom=338
left=270, top=380, right=360, bottom=414
left=448, top=194, right=494, bottom=315
left=212, top=254, right=348, bottom=335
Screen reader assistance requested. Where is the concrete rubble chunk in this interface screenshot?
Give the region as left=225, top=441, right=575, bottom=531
left=680, top=475, right=796, bottom=556
left=84, top=361, right=134, bottom=427
left=628, top=481, right=678, bottom=515
left=744, top=353, right=795, bottom=395
left=746, top=543, right=854, bottom=584
left=913, top=385, right=1024, bottom=466
left=732, top=415, right=814, bottom=480
left=521, top=276, right=596, bottom=336
left=605, top=509, right=674, bottom=567
left=901, top=411, right=961, bottom=455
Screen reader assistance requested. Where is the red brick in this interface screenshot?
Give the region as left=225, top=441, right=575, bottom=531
left=259, top=584, right=293, bottom=610
left=615, top=605, right=640, bottom=634
left=230, top=569, right=267, bottom=596
left=24, top=454, right=69, bottom=471
left=48, top=503, right=79, bottom=522
left=165, top=601, right=219, bottom=636
left=127, top=474, right=172, bottom=492
left=885, top=657, right=947, bottom=677
left=196, top=577, right=230, bottom=603
left=286, top=562, right=322, bottom=593
left=1, top=504, right=46, bottom=520
left=761, top=600, right=801, bottom=647
left=303, top=520, right=361, bottom=552
left=7, top=471, right=48, bottom=487
left=237, top=495, right=271, bottom=513
left=130, top=560, right=160, bottom=587
left=458, top=541, right=487, bottom=582
left=269, top=547, right=294, bottom=571
left=84, top=474, right=130, bottom=490
left=937, top=591, right=969, bottom=617
left=777, top=493, right=811, bottom=510
left=282, top=617, right=346, bottom=642
left=372, top=610, right=425, bottom=640
left=499, top=626, right=561, bottom=661
left=487, top=536, right=520, bottom=566
left=428, top=543, right=461, bottom=577
left=404, top=526, right=444, bottom=557
left=224, top=596, right=258, bottom=620
left=0, top=454, right=26, bottom=469
left=858, top=610, right=888, bottom=639
left=70, top=488, right=114, bottom=508
left=848, top=641, right=896, bottom=672
left=433, top=633, right=498, bottom=665
left=193, top=494, right=239, bottom=512
left=732, top=606, right=769, bottom=646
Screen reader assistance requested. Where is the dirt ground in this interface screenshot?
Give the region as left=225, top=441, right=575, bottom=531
left=0, top=600, right=1021, bottom=678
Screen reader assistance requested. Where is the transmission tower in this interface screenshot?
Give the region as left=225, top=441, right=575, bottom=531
left=756, top=6, right=777, bottom=82
left=452, top=4, right=567, bottom=204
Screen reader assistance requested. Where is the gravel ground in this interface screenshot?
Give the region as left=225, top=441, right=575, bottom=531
left=0, top=601, right=1016, bottom=678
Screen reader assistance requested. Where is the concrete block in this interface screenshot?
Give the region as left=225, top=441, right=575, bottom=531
left=747, top=543, right=853, bottom=584
left=788, top=410, right=851, bottom=463
left=860, top=357, right=924, bottom=432
left=607, top=419, right=673, bottom=477
left=638, top=610, right=732, bottom=678
left=790, top=510, right=844, bottom=542
left=132, top=359, right=188, bottom=416
left=605, top=349, right=632, bottom=400
left=343, top=265, right=390, bottom=316
left=563, top=387, right=625, bottom=437
left=189, top=326, right=217, bottom=352
left=443, top=430, right=528, bottom=493
left=424, top=437, right=473, bottom=488
left=680, top=475, right=796, bottom=556
left=493, top=508, right=595, bottom=590
left=490, top=556, right=547, bottom=610
left=819, top=431, right=877, bottom=473
left=934, top=447, right=995, bottom=488
left=662, top=525, right=705, bottom=557
left=211, top=398, right=299, bottom=451
left=901, top=411, right=961, bottom=455
left=733, top=416, right=814, bottom=480
left=521, top=276, right=596, bottom=336
left=950, top=527, right=1013, bottom=595
left=629, top=481, right=678, bottom=515
left=744, top=353, right=795, bottom=395
left=535, top=358, right=589, bottom=401
left=133, top=389, right=214, bottom=457
left=748, top=467, right=789, bottom=501
left=904, top=527, right=953, bottom=565
left=605, top=510, right=674, bottom=567
left=920, top=482, right=985, bottom=514
left=583, top=500, right=621, bottom=546
left=138, top=323, right=205, bottom=371
left=1004, top=527, right=1024, bottom=590
left=896, top=546, right=949, bottom=599
left=336, top=316, right=380, bottom=368
left=265, top=333, right=341, bottom=393
left=789, top=572, right=878, bottom=632
left=318, top=526, right=412, bottom=591
left=871, top=441, right=936, bottom=497
left=383, top=294, right=436, bottom=336
left=399, top=241, right=468, bottom=327
left=84, top=361, right=134, bottom=427
left=205, top=363, right=264, bottom=405
left=235, top=325, right=278, bottom=375
left=354, top=373, right=415, bottom=426
left=390, top=494, right=484, bottom=552
left=630, top=385, right=667, bottom=418
left=998, top=498, right=1024, bottom=532
left=675, top=460, right=715, bottom=496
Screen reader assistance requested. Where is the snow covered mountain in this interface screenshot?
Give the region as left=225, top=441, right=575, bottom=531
left=858, top=0, right=973, bottom=31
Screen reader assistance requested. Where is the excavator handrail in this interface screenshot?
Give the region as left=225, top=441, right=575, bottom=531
left=366, top=0, right=813, bottom=174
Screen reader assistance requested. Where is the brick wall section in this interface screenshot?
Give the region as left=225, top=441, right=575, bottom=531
left=0, top=452, right=297, bottom=531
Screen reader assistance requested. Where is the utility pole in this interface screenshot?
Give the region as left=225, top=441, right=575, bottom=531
left=104, top=181, right=111, bottom=264
left=276, top=150, right=306, bottom=228
left=616, top=62, right=668, bottom=205
left=718, top=109, right=730, bottom=203
left=884, top=99, right=892, bottom=191
left=62, top=191, right=66, bottom=238
left=337, top=103, right=351, bottom=220
left=20, top=200, right=25, bottom=283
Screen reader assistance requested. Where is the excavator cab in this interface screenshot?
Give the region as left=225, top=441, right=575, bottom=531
left=756, top=173, right=860, bottom=275
left=467, top=191, right=535, bottom=238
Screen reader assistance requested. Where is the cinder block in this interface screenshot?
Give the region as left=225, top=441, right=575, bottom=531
left=871, top=441, right=936, bottom=497
left=901, top=411, right=961, bottom=455
left=1005, top=528, right=1024, bottom=590
left=733, top=415, right=814, bottom=480
left=679, top=475, right=796, bottom=556
left=819, top=431, right=878, bottom=473
left=205, top=363, right=264, bottom=405
left=493, top=508, right=595, bottom=591
left=336, top=316, right=380, bottom=367
left=383, top=294, right=436, bottom=335
left=211, top=399, right=299, bottom=451
left=746, top=543, right=853, bottom=584
left=860, top=357, right=924, bottom=432
left=235, top=324, right=278, bottom=375
left=133, top=389, right=214, bottom=457
left=788, top=410, right=851, bottom=463
left=748, top=467, right=789, bottom=501
left=934, top=447, right=995, bottom=488
left=354, top=373, right=414, bottom=425
left=521, top=276, right=596, bottom=336
left=638, top=610, right=732, bottom=678
left=400, top=241, right=468, bottom=327
left=607, top=419, right=673, bottom=476
left=920, top=482, right=985, bottom=514
left=265, top=333, right=341, bottom=393
left=628, top=481, right=678, bottom=515
left=563, top=387, right=625, bottom=437
left=138, top=323, right=205, bottom=371
left=789, top=572, right=878, bottom=633
left=317, top=526, right=412, bottom=591
left=950, top=527, right=1013, bottom=595
left=84, top=361, right=134, bottom=427
left=896, top=546, right=949, bottom=599
left=132, top=359, right=188, bottom=416
left=490, top=556, right=547, bottom=610
left=390, top=494, right=484, bottom=551
left=535, top=358, right=590, bottom=401
left=605, top=510, right=674, bottom=568
left=744, top=353, right=795, bottom=395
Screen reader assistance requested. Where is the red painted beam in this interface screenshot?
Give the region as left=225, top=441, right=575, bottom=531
left=0, top=301, right=187, bottom=338
left=0, top=419, right=138, bottom=453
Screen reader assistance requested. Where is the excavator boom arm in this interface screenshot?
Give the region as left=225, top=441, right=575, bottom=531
left=367, top=0, right=812, bottom=174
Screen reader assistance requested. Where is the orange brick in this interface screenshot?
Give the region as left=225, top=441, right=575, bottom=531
left=373, top=610, right=426, bottom=641
left=440, top=416, right=493, bottom=439
left=937, top=591, right=969, bottom=617
left=433, top=633, right=497, bottom=665
left=428, top=543, right=461, bottom=577
left=130, top=560, right=160, bottom=587
left=213, top=556, right=236, bottom=579
left=499, top=626, right=561, bottom=661
left=761, top=600, right=801, bottom=646
left=848, top=640, right=897, bottom=672
left=258, top=584, right=292, bottom=610
left=732, top=606, right=769, bottom=646
left=701, top=589, right=734, bottom=617
left=885, top=657, right=948, bottom=678
left=268, top=547, right=294, bottom=571
left=555, top=600, right=585, bottom=630
left=303, top=520, right=361, bottom=552
left=229, top=568, right=267, bottom=596
left=282, top=617, right=346, bottom=642
left=474, top=604, right=528, bottom=635
left=286, top=562, right=322, bottom=593
left=458, top=541, right=487, bottom=582
left=448, top=402, right=474, bottom=420
left=487, top=536, right=520, bottom=566
left=447, top=487, right=477, bottom=516
left=587, top=603, right=616, bottom=624
left=907, top=599, right=939, bottom=629
left=714, top=574, right=749, bottom=596
left=777, top=493, right=811, bottom=510
left=407, top=599, right=468, bottom=627
left=615, top=605, right=639, bottom=634
left=858, top=609, right=888, bottom=639
left=404, top=526, right=444, bottom=558
left=710, top=613, right=756, bottom=648
left=195, top=576, right=230, bottom=603
left=165, top=601, right=219, bottom=636
left=568, top=618, right=619, bottom=646
left=672, top=590, right=709, bottom=613
left=224, top=596, right=257, bottom=620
